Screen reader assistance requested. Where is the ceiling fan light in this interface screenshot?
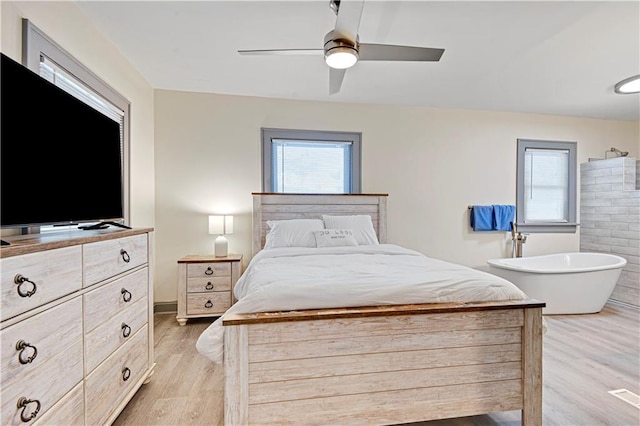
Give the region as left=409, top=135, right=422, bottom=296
left=614, top=75, right=640, bottom=94
left=325, top=47, right=358, bottom=69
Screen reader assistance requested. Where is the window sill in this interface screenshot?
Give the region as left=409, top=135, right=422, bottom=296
left=515, top=223, right=579, bottom=234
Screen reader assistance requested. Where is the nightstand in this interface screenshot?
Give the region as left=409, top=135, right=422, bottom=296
left=176, top=254, right=242, bottom=326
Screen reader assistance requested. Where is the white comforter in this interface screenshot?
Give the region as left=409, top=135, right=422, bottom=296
left=196, top=244, right=528, bottom=364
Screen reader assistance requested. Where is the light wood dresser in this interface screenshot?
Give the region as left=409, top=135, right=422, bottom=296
left=0, top=228, right=155, bottom=425
left=176, top=254, right=242, bottom=326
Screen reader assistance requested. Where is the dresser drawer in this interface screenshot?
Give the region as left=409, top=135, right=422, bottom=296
left=33, top=382, right=84, bottom=426
left=85, top=325, right=149, bottom=426
left=0, top=246, right=82, bottom=321
left=85, top=296, right=148, bottom=373
left=83, top=234, right=148, bottom=287
left=84, top=268, right=148, bottom=334
left=187, top=292, right=230, bottom=315
left=0, top=297, right=83, bottom=424
left=187, top=276, right=231, bottom=293
left=187, top=262, right=230, bottom=278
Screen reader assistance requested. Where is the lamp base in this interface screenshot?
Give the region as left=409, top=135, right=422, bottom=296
left=214, top=235, right=228, bottom=257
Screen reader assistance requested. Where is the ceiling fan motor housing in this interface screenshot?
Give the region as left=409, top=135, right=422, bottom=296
left=324, top=30, right=359, bottom=66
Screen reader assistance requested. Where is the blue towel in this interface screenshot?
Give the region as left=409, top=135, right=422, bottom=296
left=470, top=205, right=494, bottom=231
left=492, top=204, right=516, bottom=231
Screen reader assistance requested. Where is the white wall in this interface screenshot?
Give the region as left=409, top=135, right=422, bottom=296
left=1, top=1, right=156, bottom=229
left=154, top=89, right=638, bottom=303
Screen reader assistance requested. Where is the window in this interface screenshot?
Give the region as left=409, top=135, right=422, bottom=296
left=516, top=139, right=578, bottom=233
left=23, top=19, right=130, bottom=226
left=262, top=128, right=361, bottom=193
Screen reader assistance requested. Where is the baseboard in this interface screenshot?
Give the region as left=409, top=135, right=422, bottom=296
left=154, top=301, right=177, bottom=314
left=607, top=299, right=640, bottom=310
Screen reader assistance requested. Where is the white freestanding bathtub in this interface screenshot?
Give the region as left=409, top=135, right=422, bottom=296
left=487, top=252, right=627, bottom=314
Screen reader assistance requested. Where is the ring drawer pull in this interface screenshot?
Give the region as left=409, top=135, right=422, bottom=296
left=204, top=300, right=213, bottom=309
left=121, top=323, right=131, bottom=338
left=122, top=367, right=131, bottom=381
left=120, top=249, right=131, bottom=263
left=15, top=340, right=37, bottom=365
left=14, top=275, right=37, bottom=298
left=205, top=282, right=214, bottom=290
left=121, top=288, right=132, bottom=302
left=204, top=267, right=214, bottom=276
left=17, top=397, right=40, bottom=423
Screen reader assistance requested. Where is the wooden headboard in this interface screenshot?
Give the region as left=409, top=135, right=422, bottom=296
left=252, top=193, right=388, bottom=256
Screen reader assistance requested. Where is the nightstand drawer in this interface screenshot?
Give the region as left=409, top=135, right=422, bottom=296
left=187, top=276, right=231, bottom=293
left=187, top=262, right=230, bottom=278
left=187, top=293, right=230, bottom=315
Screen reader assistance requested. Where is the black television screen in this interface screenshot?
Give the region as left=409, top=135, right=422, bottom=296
left=1, top=53, right=124, bottom=229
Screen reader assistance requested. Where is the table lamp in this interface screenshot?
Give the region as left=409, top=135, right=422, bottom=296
left=209, top=215, right=234, bottom=257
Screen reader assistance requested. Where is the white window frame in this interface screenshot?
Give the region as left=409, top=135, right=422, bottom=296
left=22, top=19, right=130, bottom=227
left=516, top=138, right=578, bottom=233
left=261, top=128, right=362, bottom=193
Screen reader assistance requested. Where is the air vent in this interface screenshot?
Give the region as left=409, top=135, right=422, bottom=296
left=608, top=389, right=640, bottom=409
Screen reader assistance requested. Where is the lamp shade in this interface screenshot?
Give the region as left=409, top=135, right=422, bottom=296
left=209, top=215, right=234, bottom=235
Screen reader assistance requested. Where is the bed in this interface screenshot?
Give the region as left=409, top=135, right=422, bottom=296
left=196, top=193, right=544, bottom=426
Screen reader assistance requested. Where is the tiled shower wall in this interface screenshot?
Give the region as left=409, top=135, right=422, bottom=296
left=580, top=157, right=640, bottom=307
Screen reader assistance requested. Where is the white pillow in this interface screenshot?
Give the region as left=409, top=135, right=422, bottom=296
left=322, top=215, right=379, bottom=245
left=264, top=219, right=324, bottom=249
left=313, top=229, right=358, bottom=248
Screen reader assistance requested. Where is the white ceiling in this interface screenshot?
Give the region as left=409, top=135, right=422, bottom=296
left=76, top=1, right=640, bottom=121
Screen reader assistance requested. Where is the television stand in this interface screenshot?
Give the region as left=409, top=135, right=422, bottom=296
left=78, top=221, right=132, bottom=231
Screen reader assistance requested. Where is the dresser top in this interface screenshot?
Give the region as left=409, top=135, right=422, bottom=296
left=0, top=227, right=154, bottom=258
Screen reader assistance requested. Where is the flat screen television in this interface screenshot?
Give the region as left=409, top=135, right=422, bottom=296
left=1, top=53, right=124, bottom=230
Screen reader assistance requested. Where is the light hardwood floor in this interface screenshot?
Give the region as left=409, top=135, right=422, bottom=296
left=114, top=302, right=640, bottom=426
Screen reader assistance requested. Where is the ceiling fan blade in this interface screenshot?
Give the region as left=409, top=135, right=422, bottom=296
left=333, top=0, right=365, bottom=42
left=238, top=49, right=323, bottom=56
left=329, top=68, right=346, bottom=94
left=358, top=44, right=444, bottom=62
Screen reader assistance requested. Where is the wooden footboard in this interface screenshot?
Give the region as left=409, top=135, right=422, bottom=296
left=223, top=300, right=544, bottom=426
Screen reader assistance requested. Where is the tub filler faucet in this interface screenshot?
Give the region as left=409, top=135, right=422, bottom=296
left=510, top=222, right=528, bottom=258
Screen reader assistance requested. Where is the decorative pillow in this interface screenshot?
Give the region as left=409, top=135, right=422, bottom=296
left=264, top=219, right=324, bottom=249
left=313, top=229, right=358, bottom=248
left=321, top=215, right=379, bottom=245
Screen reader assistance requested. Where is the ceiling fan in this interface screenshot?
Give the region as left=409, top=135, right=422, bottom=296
left=238, top=0, right=445, bottom=95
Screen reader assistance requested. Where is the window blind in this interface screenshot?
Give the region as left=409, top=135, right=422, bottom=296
left=39, top=55, right=124, bottom=123
left=523, top=148, right=569, bottom=222
left=271, top=140, right=353, bottom=193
